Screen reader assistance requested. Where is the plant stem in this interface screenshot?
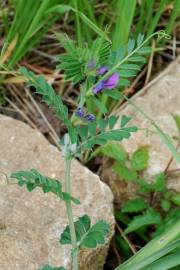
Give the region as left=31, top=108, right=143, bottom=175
left=65, top=157, right=79, bottom=270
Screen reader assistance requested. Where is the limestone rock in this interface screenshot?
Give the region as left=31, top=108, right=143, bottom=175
left=0, top=115, right=114, bottom=270
left=102, top=57, right=180, bottom=204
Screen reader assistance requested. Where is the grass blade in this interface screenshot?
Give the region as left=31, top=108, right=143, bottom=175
left=147, top=0, right=167, bottom=37
left=144, top=251, right=180, bottom=270
left=115, top=221, right=180, bottom=270
left=165, top=0, right=180, bottom=35
left=112, top=0, right=136, bottom=49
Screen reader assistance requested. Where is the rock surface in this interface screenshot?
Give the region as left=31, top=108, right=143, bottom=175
left=102, top=57, right=180, bottom=204
left=0, top=115, right=114, bottom=270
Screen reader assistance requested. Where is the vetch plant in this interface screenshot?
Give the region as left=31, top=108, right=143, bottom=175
left=10, top=30, right=174, bottom=270
left=11, top=68, right=137, bottom=270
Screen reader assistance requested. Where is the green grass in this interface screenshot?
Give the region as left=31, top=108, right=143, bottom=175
left=112, top=0, right=136, bottom=49
left=1, top=0, right=64, bottom=68
left=1, top=0, right=179, bottom=69
left=115, top=220, right=180, bottom=270
left=165, top=0, right=180, bottom=34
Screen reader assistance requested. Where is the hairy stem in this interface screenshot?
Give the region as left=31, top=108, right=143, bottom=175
left=65, top=157, right=79, bottom=270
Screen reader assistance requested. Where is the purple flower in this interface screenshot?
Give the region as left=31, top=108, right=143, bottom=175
left=86, top=113, right=96, bottom=122
left=104, top=73, right=119, bottom=89
left=92, top=80, right=106, bottom=94
left=93, top=73, right=119, bottom=94
left=75, top=107, right=84, bottom=118
left=97, top=66, right=108, bottom=75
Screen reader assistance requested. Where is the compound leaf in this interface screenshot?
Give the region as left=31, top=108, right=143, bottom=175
left=60, top=215, right=109, bottom=249
left=11, top=169, right=80, bottom=204
left=20, top=67, right=70, bottom=127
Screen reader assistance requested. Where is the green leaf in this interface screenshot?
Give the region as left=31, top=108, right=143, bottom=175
left=88, top=121, right=97, bottom=136
left=93, top=138, right=107, bottom=145
left=77, top=125, right=88, bottom=140
left=171, top=193, right=180, bottom=206
left=97, top=39, right=111, bottom=64
left=119, top=78, right=131, bottom=87
left=98, top=118, right=109, bottom=131
left=137, top=33, right=144, bottom=46
left=122, top=198, right=148, bottom=213
left=80, top=220, right=109, bottom=248
left=97, top=126, right=137, bottom=142
left=120, top=115, right=132, bottom=128
left=60, top=215, right=109, bottom=248
left=120, top=63, right=140, bottom=71
left=103, top=89, right=121, bottom=100
left=56, top=34, right=88, bottom=84
left=97, top=130, right=127, bottom=141
left=113, top=162, right=137, bottom=181
left=79, top=122, right=137, bottom=152
left=127, top=38, right=135, bottom=53
left=99, top=142, right=127, bottom=162
left=135, top=178, right=154, bottom=193
left=128, top=55, right=146, bottom=62
left=20, top=67, right=70, bottom=126
left=11, top=169, right=80, bottom=204
left=161, top=200, right=171, bottom=212
left=137, top=47, right=152, bottom=54
left=118, top=69, right=137, bottom=77
left=92, top=96, right=107, bottom=114
left=68, top=127, right=77, bottom=144
left=131, top=146, right=149, bottom=171
left=153, top=173, right=165, bottom=192
left=124, top=208, right=161, bottom=234
left=108, top=115, right=119, bottom=129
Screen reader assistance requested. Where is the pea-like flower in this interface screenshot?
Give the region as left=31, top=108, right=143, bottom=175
left=97, top=66, right=108, bottom=75
left=75, top=107, right=84, bottom=118
left=104, top=73, right=119, bottom=89
left=86, top=113, right=96, bottom=122
left=93, top=73, right=119, bottom=94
